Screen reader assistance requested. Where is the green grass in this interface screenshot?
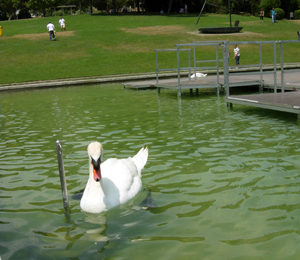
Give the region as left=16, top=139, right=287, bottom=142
left=0, top=14, right=299, bottom=84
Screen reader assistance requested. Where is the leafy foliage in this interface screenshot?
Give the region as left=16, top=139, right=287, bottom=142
left=0, top=0, right=299, bottom=20
left=275, top=7, right=285, bottom=19
left=294, top=9, right=300, bottom=18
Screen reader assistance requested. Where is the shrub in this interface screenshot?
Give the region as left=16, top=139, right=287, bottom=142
left=295, top=9, right=300, bottom=19
left=275, top=7, right=285, bottom=19
left=55, top=10, right=64, bottom=17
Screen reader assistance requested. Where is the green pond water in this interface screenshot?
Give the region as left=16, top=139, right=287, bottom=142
left=0, top=84, right=300, bottom=259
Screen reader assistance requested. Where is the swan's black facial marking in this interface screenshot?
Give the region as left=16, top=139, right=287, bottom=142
left=91, top=157, right=101, bottom=170
left=91, top=157, right=102, bottom=182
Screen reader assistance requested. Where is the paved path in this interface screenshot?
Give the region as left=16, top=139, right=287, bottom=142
left=0, top=73, right=162, bottom=92
left=0, top=64, right=299, bottom=92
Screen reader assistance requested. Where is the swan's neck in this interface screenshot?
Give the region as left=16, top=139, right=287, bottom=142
left=88, top=163, right=104, bottom=194
left=80, top=166, right=106, bottom=213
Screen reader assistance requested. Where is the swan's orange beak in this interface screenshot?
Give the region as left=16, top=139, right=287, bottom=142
left=93, top=167, right=101, bottom=182
left=91, top=157, right=101, bottom=182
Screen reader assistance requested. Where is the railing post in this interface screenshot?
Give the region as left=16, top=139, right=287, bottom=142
left=259, top=42, right=263, bottom=93
left=273, top=41, right=277, bottom=93
left=188, top=49, right=191, bottom=81
left=177, top=47, right=181, bottom=97
left=280, top=41, right=284, bottom=93
left=223, top=41, right=230, bottom=97
left=155, top=50, right=159, bottom=85
left=216, top=44, right=220, bottom=95
left=193, top=45, right=196, bottom=75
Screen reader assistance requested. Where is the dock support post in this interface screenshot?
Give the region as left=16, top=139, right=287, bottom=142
left=227, top=102, right=233, bottom=110
left=56, top=140, right=70, bottom=215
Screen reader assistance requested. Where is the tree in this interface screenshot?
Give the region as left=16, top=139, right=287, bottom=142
left=0, top=0, right=14, bottom=20
left=93, top=0, right=107, bottom=11
left=280, top=0, right=299, bottom=17
left=26, top=0, right=62, bottom=16
left=260, top=0, right=281, bottom=15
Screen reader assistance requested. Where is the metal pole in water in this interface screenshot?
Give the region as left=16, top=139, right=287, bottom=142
left=56, top=140, right=70, bottom=213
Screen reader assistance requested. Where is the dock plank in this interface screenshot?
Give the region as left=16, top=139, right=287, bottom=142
left=227, top=91, right=300, bottom=115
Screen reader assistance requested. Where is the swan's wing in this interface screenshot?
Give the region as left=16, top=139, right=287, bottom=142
left=101, top=158, right=138, bottom=189
left=101, top=158, right=142, bottom=204
left=131, top=147, right=148, bottom=175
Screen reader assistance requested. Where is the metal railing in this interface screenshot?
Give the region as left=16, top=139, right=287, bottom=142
left=155, top=39, right=299, bottom=97
left=222, top=40, right=300, bottom=98
left=155, top=48, right=192, bottom=84
left=155, top=41, right=224, bottom=96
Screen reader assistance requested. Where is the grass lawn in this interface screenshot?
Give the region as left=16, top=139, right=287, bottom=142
left=0, top=14, right=299, bottom=84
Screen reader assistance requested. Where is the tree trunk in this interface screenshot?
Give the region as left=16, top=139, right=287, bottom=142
left=168, top=0, right=173, bottom=14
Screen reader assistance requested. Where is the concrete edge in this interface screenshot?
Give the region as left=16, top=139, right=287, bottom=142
left=1, top=64, right=300, bottom=92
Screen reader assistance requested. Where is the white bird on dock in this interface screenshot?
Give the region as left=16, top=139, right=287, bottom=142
left=190, top=72, right=207, bottom=79
left=80, top=141, right=148, bottom=214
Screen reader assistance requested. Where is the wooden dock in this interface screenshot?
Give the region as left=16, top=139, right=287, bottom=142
left=123, top=69, right=300, bottom=92
left=124, top=69, right=300, bottom=119
left=227, top=91, right=300, bottom=117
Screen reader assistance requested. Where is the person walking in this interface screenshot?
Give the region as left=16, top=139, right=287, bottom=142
left=271, top=8, right=276, bottom=23
left=46, top=22, right=56, bottom=40
left=59, top=17, right=66, bottom=31
left=233, top=44, right=240, bottom=67
left=259, top=8, right=264, bottom=21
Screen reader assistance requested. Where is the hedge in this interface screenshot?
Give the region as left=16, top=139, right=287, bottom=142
left=295, top=9, right=300, bottom=19
left=274, top=8, right=285, bottom=20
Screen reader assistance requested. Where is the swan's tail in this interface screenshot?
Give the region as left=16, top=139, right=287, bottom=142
left=132, top=147, right=148, bottom=175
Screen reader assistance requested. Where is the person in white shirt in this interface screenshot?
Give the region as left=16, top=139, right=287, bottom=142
left=233, top=44, right=240, bottom=66
left=59, top=17, right=66, bottom=31
left=46, top=22, right=56, bottom=40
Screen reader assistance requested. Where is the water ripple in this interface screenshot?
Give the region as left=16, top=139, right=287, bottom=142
left=222, top=230, right=298, bottom=245
left=1, top=85, right=300, bottom=259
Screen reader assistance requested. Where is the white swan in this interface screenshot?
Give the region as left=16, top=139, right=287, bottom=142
left=190, top=72, right=207, bottom=79
left=80, top=142, right=148, bottom=214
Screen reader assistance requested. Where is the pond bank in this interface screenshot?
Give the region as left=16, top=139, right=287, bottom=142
left=1, top=63, right=300, bottom=92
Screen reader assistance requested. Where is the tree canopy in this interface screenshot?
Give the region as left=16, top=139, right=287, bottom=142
left=0, top=0, right=299, bottom=20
